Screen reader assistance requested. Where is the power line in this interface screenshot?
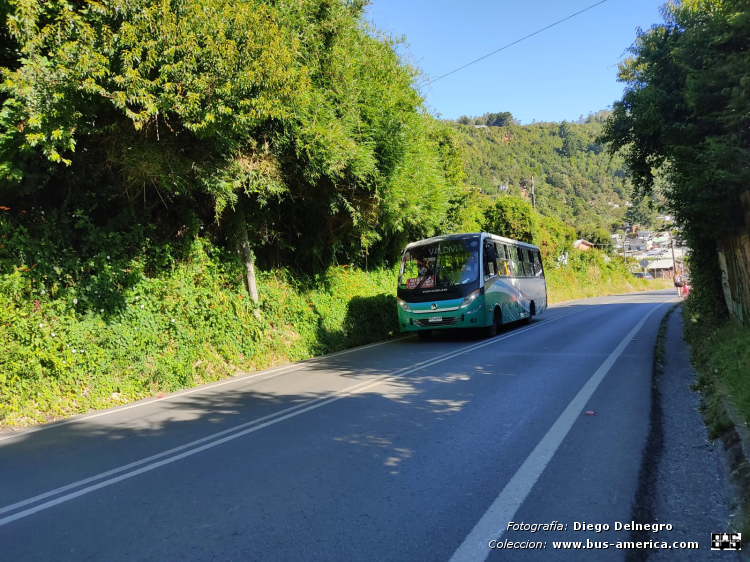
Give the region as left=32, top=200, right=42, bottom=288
left=427, top=0, right=609, bottom=85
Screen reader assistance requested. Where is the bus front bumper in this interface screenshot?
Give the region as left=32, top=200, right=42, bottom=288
left=397, top=301, right=484, bottom=332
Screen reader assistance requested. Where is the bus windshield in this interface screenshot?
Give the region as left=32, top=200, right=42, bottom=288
left=399, top=238, right=480, bottom=292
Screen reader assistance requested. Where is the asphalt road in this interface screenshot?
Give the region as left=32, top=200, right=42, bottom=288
left=2, top=289, right=723, bottom=561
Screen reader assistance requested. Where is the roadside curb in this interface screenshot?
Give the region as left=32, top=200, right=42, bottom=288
left=718, top=400, right=750, bottom=527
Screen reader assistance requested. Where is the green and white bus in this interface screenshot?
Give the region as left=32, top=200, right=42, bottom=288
left=397, top=232, right=547, bottom=340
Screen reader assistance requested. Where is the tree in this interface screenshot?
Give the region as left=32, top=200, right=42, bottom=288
left=577, top=225, right=613, bottom=252
left=625, top=197, right=657, bottom=229
left=447, top=112, right=630, bottom=229
left=600, top=0, right=749, bottom=239
left=599, top=0, right=750, bottom=320
left=481, top=196, right=538, bottom=243
left=538, top=215, right=576, bottom=261
left=484, top=112, right=514, bottom=128
left=558, top=121, right=585, bottom=157
left=0, top=0, right=463, bottom=282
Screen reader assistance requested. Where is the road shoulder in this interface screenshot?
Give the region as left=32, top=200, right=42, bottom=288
left=649, top=308, right=740, bottom=560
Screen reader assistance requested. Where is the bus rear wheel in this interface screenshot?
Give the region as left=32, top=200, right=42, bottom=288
left=417, top=330, right=432, bottom=341
left=523, top=301, right=536, bottom=325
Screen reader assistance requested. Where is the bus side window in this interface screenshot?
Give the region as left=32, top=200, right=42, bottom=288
left=505, top=246, right=519, bottom=277
left=495, top=243, right=511, bottom=276
left=513, top=247, right=523, bottom=277
left=533, top=251, right=544, bottom=277
left=483, top=241, right=492, bottom=278
left=522, top=249, right=533, bottom=277
left=512, top=246, right=522, bottom=277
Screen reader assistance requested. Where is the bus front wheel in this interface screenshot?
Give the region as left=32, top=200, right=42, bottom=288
left=486, top=308, right=501, bottom=338
left=417, top=330, right=432, bottom=341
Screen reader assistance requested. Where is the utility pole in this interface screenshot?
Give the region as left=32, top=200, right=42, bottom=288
left=669, top=230, right=678, bottom=280
left=531, top=175, right=536, bottom=211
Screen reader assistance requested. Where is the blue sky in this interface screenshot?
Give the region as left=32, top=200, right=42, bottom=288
left=366, top=0, right=666, bottom=124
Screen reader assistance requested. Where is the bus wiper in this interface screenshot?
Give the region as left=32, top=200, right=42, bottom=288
left=413, top=266, right=436, bottom=291
left=441, top=270, right=456, bottom=287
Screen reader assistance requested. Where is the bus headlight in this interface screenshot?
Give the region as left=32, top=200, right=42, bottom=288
left=397, top=298, right=412, bottom=312
left=460, top=289, right=481, bottom=308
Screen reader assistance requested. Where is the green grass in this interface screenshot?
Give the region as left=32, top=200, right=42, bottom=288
left=685, top=308, right=750, bottom=436
left=0, top=239, right=400, bottom=428
left=546, top=259, right=672, bottom=304
left=684, top=306, right=750, bottom=535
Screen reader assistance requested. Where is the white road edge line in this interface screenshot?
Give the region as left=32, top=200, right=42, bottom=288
left=448, top=298, right=678, bottom=562
left=0, top=302, right=605, bottom=526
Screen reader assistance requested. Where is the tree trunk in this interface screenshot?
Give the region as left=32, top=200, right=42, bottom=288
left=236, top=197, right=259, bottom=308
left=241, top=227, right=259, bottom=305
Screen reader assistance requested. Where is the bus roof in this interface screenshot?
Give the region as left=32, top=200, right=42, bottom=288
left=404, top=232, right=539, bottom=251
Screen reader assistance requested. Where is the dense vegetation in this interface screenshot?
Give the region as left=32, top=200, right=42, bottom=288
left=0, top=223, right=400, bottom=425
left=0, top=0, right=657, bottom=426
left=479, top=195, right=658, bottom=302
left=0, top=0, right=472, bottom=272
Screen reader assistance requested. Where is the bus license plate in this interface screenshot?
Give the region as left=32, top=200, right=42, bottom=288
left=428, top=316, right=442, bottom=323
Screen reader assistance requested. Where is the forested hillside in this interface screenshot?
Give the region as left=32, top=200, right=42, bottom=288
left=447, top=111, right=637, bottom=236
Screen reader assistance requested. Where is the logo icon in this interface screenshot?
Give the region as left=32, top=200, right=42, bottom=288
left=431, top=303, right=437, bottom=310
left=712, top=533, right=741, bottom=550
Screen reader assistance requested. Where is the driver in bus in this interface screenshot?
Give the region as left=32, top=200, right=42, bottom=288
left=460, top=255, right=477, bottom=284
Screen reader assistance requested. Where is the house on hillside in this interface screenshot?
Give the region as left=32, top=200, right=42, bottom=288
left=647, top=258, right=683, bottom=280
left=573, top=239, right=594, bottom=251
left=625, top=238, right=646, bottom=252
